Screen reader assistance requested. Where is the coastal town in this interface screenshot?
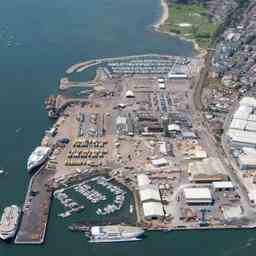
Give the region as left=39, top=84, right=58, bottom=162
left=2, top=0, right=256, bottom=245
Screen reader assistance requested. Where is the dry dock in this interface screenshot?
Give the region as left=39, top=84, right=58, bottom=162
left=15, top=167, right=53, bottom=244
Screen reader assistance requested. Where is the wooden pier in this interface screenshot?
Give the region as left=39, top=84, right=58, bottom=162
left=15, top=167, right=53, bottom=244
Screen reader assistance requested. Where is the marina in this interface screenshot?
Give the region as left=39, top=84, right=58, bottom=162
left=53, top=176, right=128, bottom=220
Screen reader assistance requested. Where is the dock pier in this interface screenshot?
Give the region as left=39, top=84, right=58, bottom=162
left=15, top=167, right=53, bottom=244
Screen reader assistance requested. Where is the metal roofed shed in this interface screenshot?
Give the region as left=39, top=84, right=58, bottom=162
left=139, top=186, right=161, bottom=202
left=248, top=190, right=256, bottom=204
left=238, top=150, right=256, bottom=170
left=212, top=181, right=234, bottom=191
left=168, top=124, right=181, bottom=132
left=183, top=187, right=212, bottom=204
left=187, top=157, right=229, bottom=183
left=222, top=205, right=243, bottom=220
left=142, top=202, right=164, bottom=220
left=239, top=97, right=256, bottom=107
left=228, top=129, right=256, bottom=148
left=158, top=82, right=165, bottom=89
left=125, top=90, right=135, bottom=98
left=151, top=158, right=169, bottom=167
left=245, top=121, right=256, bottom=132
left=230, top=119, right=247, bottom=130
left=233, top=105, right=252, bottom=120
left=182, top=131, right=197, bottom=139
left=137, top=174, right=151, bottom=188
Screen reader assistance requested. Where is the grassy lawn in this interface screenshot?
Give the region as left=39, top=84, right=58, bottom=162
left=165, top=3, right=218, bottom=48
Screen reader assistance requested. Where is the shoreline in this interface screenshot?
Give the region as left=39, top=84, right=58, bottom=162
left=153, top=0, right=207, bottom=57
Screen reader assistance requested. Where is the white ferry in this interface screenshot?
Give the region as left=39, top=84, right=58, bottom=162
left=0, top=205, right=21, bottom=240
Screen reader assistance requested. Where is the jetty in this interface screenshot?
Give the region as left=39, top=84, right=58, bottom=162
left=15, top=166, right=53, bottom=244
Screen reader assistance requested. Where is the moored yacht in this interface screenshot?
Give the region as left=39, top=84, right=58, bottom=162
left=27, top=146, right=51, bottom=172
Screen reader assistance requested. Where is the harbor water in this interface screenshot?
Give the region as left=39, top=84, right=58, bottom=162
left=0, top=0, right=256, bottom=255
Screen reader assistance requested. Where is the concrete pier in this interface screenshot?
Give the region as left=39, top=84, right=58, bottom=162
left=15, top=167, right=53, bottom=244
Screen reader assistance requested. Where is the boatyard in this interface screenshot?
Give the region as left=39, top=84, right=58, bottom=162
left=5, top=52, right=256, bottom=245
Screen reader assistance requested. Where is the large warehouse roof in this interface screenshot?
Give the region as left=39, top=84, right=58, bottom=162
left=139, top=186, right=161, bottom=202
left=142, top=202, right=164, bottom=218
left=239, top=97, right=256, bottom=107
left=183, top=187, right=212, bottom=202
left=233, top=105, right=252, bottom=120
left=228, top=129, right=256, bottom=145
left=212, top=181, right=234, bottom=189
left=137, top=174, right=151, bottom=188
left=188, top=157, right=228, bottom=182
left=230, top=119, right=247, bottom=130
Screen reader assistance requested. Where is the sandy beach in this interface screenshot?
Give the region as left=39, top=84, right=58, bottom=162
left=153, top=0, right=169, bottom=29
left=153, top=0, right=207, bottom=57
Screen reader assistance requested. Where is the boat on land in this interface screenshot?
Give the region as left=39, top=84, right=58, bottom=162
left=87, top=225, right=144, bottom=243
left=0, top=205, right=21, bottom=240
left=27, top=146, right=51, bottom=172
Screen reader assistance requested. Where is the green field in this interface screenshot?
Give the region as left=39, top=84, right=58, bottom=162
left=165, top=3, right=218, bottom=48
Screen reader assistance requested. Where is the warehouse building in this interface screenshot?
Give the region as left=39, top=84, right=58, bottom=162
left=212, top=181, right=234, bottom=191
left=151, top=158, right=169, bottom=167
left=238, top=148, right=256, bottom=170
left=187, top=157, right=229, bottom=183
left=183, top=187, right=213, bottom=204
left=142, top=202, right=164, bottom=220
left=228, top=129, right=256, bottom=148
left=227, top=97, right=256, bottom=148
left=139, top=186, right=161, bottom=203
left=137, top=174, right=151, bottom=188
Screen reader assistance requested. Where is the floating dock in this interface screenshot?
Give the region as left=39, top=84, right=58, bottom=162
left=15, top=167, right=53, bottom=244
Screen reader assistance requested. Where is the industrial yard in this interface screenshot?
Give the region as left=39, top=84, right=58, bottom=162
left=14, top=53, right=256, bottom=245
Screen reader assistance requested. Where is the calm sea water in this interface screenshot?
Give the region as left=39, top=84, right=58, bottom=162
left=0, top=0, right=255, bottom=255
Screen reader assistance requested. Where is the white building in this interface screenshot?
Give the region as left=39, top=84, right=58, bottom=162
left=151, top=158, right=169, bottom=167
left=139, top=186, right=161, bottom=202
left=142, top=202, right=164, bottom=220
left=137, top=174, right=151, bottom=188
left=212, top=181, right=234, bottom=191
left=238, top=149, right=256, bottom=170
left=227, top=97, right=256, bottom=148
left=187, top=157, right=228, bottom=183
left=183, top=187, right=212, bottom=204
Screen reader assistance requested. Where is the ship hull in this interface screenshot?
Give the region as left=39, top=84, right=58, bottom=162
left=27, top=155, right=48, bottom=172
left=89, top=237, right=142, bottom=243
left=0, top=205, right=21, bottom=241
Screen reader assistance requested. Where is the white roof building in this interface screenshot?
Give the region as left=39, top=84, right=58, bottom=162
left=239, top=97, right=256, bottom=107
left=139, top=186, right=161, bottom=202
left=159, top=142, right=168, bottom=155
left=188, top=157, right=228, bottom=182
left=230, top=119, right=247, bottom=130
left=125, top=90, right=135, bottom=98
left=168, top=124, right=181, bottom=132
left=116, top=116, right=127, bottom=125
left=238, top=151, right=256, bottom=170
left=158, top=82, right=165, bottom=89
left=151, top=158, right=169, bottom=167
left=233, top=105, right=252, bottom=120
left=248, top=114, right=256, bottom=122
left=183, top=187, right=212, bottom=204
left=137, top=174, right=151, bottom=188
left=212, top=181, right=234, bottom=190
left=142, top=202, right=164, bottom=220
left=246, top=121, right=256, bottom=132
left=228, top=129, right=256, bottom=148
